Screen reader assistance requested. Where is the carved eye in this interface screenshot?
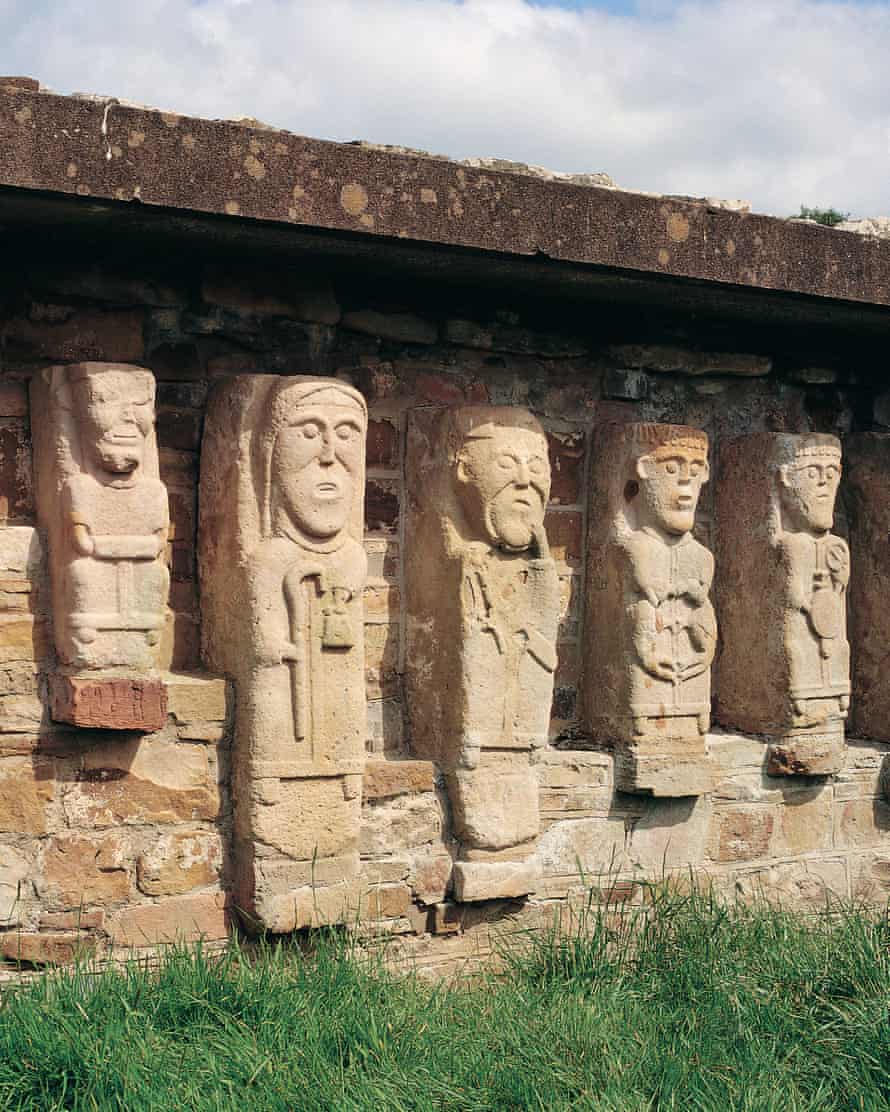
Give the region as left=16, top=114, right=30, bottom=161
left=665, top=461, right=678, bottom=476
left=808, top=466, right=819, bottom=480
left=689, top=462, right=701, bottom=478
left=826, top=465, right=839, bottom=482
left=335, top=423, right=357, bottom=442
left=529, top=457, right=547, bottom=476
left=497, top=454, right=515, bottom=471
left=300, top=421, right=321, bottom=440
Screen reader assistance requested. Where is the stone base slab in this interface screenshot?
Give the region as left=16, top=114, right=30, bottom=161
left=614, top=739, right=713, bottom=797
left=452, top=859, right=541, bottom=902
left=49, top=674, right=167, bottom=732
left=767, top=731, right=846, bottom=777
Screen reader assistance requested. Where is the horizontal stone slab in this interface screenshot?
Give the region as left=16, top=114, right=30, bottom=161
left=50, top=675, right=167, bottom=732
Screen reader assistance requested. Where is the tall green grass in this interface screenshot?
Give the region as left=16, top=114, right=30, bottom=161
left=1, top=885, right=889, bottom=1110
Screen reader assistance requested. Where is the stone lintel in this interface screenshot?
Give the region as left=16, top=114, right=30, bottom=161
left=1, top=85, right=890, bottom=310
left=49, top=674, right=168, bottom=732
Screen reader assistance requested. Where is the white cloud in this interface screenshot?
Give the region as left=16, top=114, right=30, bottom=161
left=1, top=0, right=888, bottom=216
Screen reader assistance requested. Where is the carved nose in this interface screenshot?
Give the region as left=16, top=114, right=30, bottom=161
left=515, top=461, right=530, bottom=485
left=318, top=435, right=336, bottom=464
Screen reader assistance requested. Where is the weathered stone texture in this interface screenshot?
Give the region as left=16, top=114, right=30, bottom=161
left=717, top=434, right=849, bottom=774
left=405, top=406, right=559, bottom=899
left=584, top=423, right=715, bottom=796
left=200, top=376, right=368, bottom=931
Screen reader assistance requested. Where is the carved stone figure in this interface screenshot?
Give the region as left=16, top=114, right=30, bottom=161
left=200, top=376, right=367, bottom=931
left=717, top=434, right=850, bottom=774
left=584, top=423, right=716, bottom=796
left=405, top=406, right=560, bottom=901
left=31, top=363, right=170, bottom=729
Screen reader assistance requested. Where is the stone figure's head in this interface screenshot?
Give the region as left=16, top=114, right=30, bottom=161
left=631, top=425, right=709, bottom=537
left=68, top=363, right=156, bottom=479
left=449, top=407, right=551, bottom=552
left=779, top=437, right=841, bottom=533
left=260, top=379, right=367, bottom=542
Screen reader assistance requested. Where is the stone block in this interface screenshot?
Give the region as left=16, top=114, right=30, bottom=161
left=342, top=310, right=436, bottom=345
left=363, top=759, right=435, bottom=801
left=0, top=844, right=32, bottom=925
left=0, top=930, right=99, bottom=965
left=626, top=795, right=711, bottom=870
left=411, top=854, right=453, bottom=905
left=108, top=892, right=228, bottom=947
left=64, top=737, right=219, bottom=827
left=50, top=675, right=168, bottom=731
left=136, top=830, right=221, bottom=896
left=709, top=807, right=775, bottom=863
left=834, top=797, right=890, bottom=849
left=447, top=759, right=539, bottom=851
left=361, top=795, right=442, bottom=855
left=251, top=778, right=360, bottom=860
left=39, top=909, right=104, bottom=930
left=6, top=307, right=143, bottom=368
left=536, top=817, right=627, bottom=879
left=584, top=423, right=715, bottom=796
left=452, top=860, right=540, bottom=902
left=0, top=757, right=52, bottom=834
left=366, top=883, right=412, bottom=920
left=845, top=435, right=890, bottom=740
left=164, top=672, right=228, bottom=723
left=731, top=859, right=847, bottom=907
left=608, top=345, right=771, bottom=377
left=716, top=434, right=848, bottom=775
left=0, top=616, right=49, bottom=664
left=0, top=694, right=44, bottom=732
left=42, top=833, right=130, bottom=906
left=773, top=787, right=833, bottom=856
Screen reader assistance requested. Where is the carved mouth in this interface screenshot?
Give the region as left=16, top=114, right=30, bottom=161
left=315, top=481, right=341, bottom=499
left=512, top=495, right=533, bottom=509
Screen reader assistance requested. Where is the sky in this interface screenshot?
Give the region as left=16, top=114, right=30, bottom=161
left=1, top=0, right=888, bottom=218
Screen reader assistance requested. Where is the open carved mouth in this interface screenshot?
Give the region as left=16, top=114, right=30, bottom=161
left=315, top=481, right=341, bottom=498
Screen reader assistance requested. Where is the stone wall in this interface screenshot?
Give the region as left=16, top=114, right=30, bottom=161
left=1, top=240, right=889, bottom=968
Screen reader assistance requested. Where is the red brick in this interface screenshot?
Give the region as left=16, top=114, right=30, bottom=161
left=156, top=409, right=202, bottom=452
left=415, top=373, right=465, bottom=405
left=0, top=382, right=28, bottom=418
left=50, top=676, right=168, bottom=732
left=363, top=759, right=435, bottom=801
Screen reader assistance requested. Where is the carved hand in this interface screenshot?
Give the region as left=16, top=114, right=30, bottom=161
left=71, top=522, right=95, bottom=557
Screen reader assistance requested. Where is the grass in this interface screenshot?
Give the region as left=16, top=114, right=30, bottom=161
left=1, top=884, right=889, bottom=1110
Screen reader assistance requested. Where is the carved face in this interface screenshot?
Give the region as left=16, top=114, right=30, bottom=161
left=781, top=455, right=841, bottom=532
left=456, top=427, right=550, bottom=551
left=636, top=444, right=709, bottom=536
left=72, top=369, right=155, bottom=476
left=272, top=403, right=364, bottom=539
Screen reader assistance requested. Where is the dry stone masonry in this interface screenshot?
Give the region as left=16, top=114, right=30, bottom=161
left=2, top=80, right=890, bottom=970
